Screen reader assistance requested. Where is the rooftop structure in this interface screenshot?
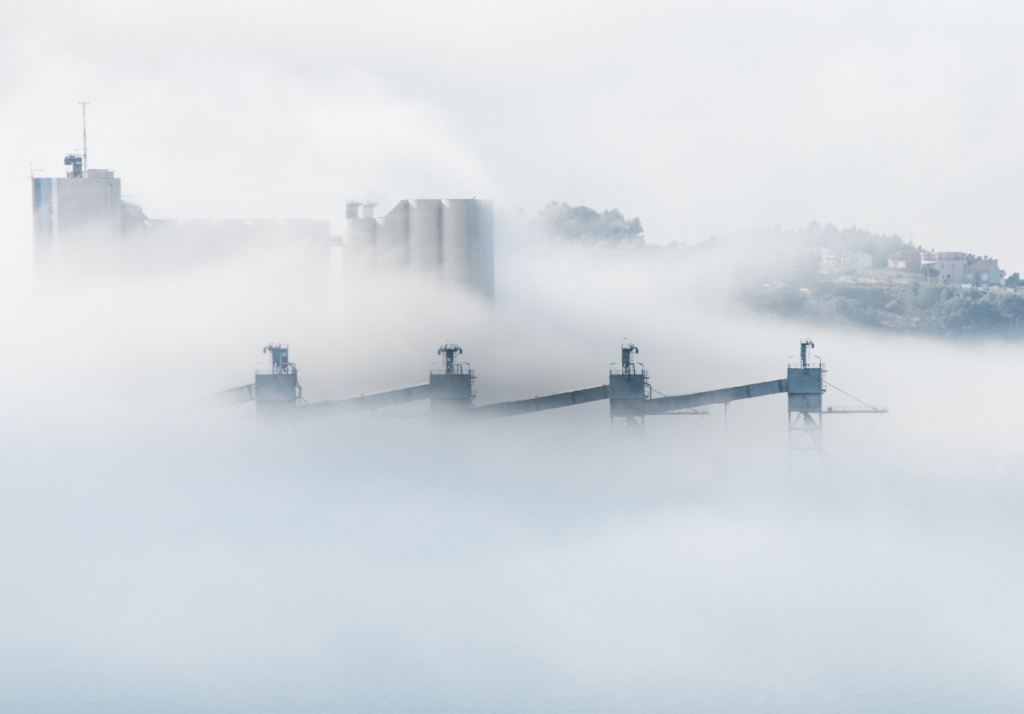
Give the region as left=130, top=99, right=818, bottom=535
left=33, top=161, right=123, bottom=274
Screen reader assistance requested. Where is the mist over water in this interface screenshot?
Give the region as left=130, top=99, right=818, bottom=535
left=0, top=221, right=1022, bottom=713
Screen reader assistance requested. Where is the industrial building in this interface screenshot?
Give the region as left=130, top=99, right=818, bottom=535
left=32, top=152, right=331, bottom=282
left=342, top=199, right=494, bottom=301
left=31, top=155, right=489, bottom=297
left=32, top=156, right=123, bottom=274
left=131, top=219, right=331, bottom=271
left=32, top=119, right=492, bottom=297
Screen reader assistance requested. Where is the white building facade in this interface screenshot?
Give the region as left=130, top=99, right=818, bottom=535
left=33, top=166, right=123, bottom=274
left=921, top=251, right=967, bottom=283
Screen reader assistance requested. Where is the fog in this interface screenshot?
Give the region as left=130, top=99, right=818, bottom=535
left=6, top=1, right=1024, bottom=262
left=0, top=225, right=1022, bottom=712
left=5, top=1, right=1024, bottom=711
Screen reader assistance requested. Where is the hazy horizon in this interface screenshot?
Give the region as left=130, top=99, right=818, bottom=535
left=4, top=2, right=1024, bottom=711
left=6, top=2, right=1024, bottom=269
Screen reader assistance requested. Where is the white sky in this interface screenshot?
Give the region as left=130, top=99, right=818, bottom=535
left=3, top=1, right=1024, bottom=265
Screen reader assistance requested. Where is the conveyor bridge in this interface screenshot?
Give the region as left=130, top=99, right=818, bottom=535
left=209, top=339, right=885, bottom=456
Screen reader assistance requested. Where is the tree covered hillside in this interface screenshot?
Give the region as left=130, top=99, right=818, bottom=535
left=532, top=207, right=1023, bottom=339
left=727, top=223, right=1024, bottom=338
left=537, top=202, right=645, bottom=245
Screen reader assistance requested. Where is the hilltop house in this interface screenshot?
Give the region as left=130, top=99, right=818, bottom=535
left=887, top=249, right=921, bottom=270
left=821, top=250, right=872, bottom=271
left=964, top=258, right=1002, bottom=287
left=920, top=251, right=967, bottom=283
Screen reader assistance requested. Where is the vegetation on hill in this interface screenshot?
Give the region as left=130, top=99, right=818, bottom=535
left=726, top=223, right=1024, bottom=338
left=781, top=221, right=912, bottom=267
left=537, top=202, right=644, bottom=245
left=744, top=275, right=1024, bottom=337
left=534, top=207, right=1022, bottom=338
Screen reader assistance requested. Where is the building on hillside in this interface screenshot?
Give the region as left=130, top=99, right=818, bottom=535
left=920, top=251, right=967, bottom=283
left=821, top=251, right=872, bottom=271
left=342, top=199, right=494, bottom=301
left=887, top=249, right=921, bottom=270
left=964, top=258, right=1002, bottom=287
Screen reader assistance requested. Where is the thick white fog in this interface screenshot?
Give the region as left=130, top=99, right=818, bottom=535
left=4, top=1, right=1024, bottom=711
left=0, top=230, right=1022, bottom=712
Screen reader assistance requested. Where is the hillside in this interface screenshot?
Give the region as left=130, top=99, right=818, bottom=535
left=722, top=224, right=1024, bottom=338
left=743, top=269, right=1024, bottom=337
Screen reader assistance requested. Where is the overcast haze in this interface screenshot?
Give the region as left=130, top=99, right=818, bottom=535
left=4, top=2, right=1024, bottom=712
left=5, top=2, right=1024, bottom=270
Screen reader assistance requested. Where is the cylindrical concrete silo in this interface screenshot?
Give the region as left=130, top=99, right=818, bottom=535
left=441, top=199, right=473, bottom=290
left=408, top=199, right=442, bottom=278
left=474, top=200, right=495, bottom=301
left=342, top=202, right=376, bottom=283
left=376, top=200, right=410, bottom=271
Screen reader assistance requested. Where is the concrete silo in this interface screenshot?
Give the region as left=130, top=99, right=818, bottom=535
left=342, top=197, right=494, bottom=301
left=408, top=199, right=443, bottom=277
left=473, top=200, right=495, bottom=301
left=342, top=201, right=377, bottom=279
left=441, top=199, right=473, bottom=289
left=440, top=199, right=494, bottom=299
left=376, top=200, right=410, bottom=271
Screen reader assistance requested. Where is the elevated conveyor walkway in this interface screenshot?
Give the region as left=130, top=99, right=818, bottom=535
left=642, top=379, right=789, bottom=415
left=473, top=385, right=610, bottom=419
left=205, top=383, right=255, bottom=407
left=299, top=383, right=434, bottom=419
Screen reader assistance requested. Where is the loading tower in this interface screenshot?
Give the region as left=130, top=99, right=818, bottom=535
left=254, top=344, right=301, bottom=417
left=609, top=342, right=649, bottom=431
left=787, top=339, right=824, bottom=460
left=429, top=342, right=475, bottom=416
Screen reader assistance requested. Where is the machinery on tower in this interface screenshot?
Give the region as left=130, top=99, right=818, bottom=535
left=429, top=343, right=475, bottom=416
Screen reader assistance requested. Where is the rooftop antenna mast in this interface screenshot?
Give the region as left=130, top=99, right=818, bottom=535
left=78, top=101, right=89, bottom=174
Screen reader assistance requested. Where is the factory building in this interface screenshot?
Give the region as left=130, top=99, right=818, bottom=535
left=32, top=156, right=123, bottom=273
left=342, top=199, right=494, bottom=301
left=31, top=153, right=331, bottom=284
left=31, top=140, right=491, bottom=299
left=136, top=219, right=331, bottom=266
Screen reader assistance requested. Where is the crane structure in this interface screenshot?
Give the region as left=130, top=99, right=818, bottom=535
left=208, top=339, right=885, bottom=458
